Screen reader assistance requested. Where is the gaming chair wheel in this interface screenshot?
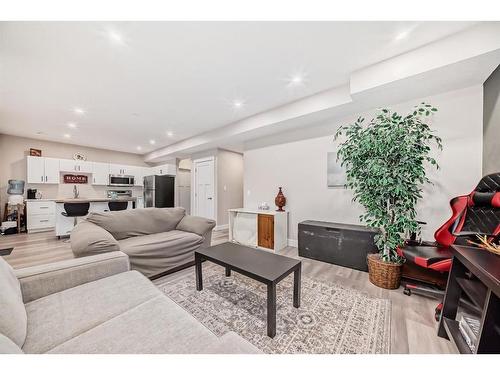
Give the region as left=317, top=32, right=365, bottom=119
left=403, top=288, right=411, bottom=296
left=435, top=303, right=443, bottom=322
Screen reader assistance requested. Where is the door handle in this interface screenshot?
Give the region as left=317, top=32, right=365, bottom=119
left=45, top=176, right=47, bottom=182
left=41, top=176, right=43, bottom=182
left=207, top=197, right=213, bottom=200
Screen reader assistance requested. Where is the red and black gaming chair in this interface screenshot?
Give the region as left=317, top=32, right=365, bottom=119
left=397, top=173, right=500, bottom=318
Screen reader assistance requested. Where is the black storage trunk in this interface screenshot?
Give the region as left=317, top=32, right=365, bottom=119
left=298, top=220, right=378, bottom=272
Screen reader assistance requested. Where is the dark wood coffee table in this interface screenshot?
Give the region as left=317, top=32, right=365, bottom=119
left=195, top=242, right=302, bottom=338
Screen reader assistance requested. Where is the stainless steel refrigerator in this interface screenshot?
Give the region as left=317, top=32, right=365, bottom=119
left=143, top=175, right=175, bottom=208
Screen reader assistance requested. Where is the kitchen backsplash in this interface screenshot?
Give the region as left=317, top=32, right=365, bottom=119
left=26, top=183, right=144, bottom=199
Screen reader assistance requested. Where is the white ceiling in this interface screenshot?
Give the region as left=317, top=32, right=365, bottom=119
left=0, top=21, right=476, bottom=154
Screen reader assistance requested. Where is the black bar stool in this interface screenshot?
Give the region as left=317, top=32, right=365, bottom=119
left=107, top=201, right=128, bottom=211
left=61, top=202, right=90, bottom=227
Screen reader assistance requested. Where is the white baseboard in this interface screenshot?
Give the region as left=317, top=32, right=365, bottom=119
left=287, top=238, right=298, bottom=248
left=214, top=224, right=229, bottom=231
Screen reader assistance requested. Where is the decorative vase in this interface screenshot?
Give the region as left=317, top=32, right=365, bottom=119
left=275, top=187, right=286, bottom=211
left=367, top=253, right=402, bottom=289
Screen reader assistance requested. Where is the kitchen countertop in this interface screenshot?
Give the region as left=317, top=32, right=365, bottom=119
left=54, top=197, right=137, bottom=203
left=24, top=198, right=137, bottom=203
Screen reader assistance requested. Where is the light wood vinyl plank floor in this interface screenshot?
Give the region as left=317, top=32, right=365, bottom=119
left=0, top=229, right=457, bottom=354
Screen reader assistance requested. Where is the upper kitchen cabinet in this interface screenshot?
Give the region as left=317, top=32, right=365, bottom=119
left=130, top=166, right=151, bottom=187
left=153, top=164, right=176, bottom=176
left=109, top=164, right=135, bottom=176
left=92, top=162, right=110, bottom=185
left=27, top=156, right=60, bottom=184
left=59, top=158, right=92, bottom=173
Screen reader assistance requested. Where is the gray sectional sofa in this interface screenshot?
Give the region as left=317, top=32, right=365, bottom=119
left=70, top=207, right=215, bottom=278
left=0, top=252, right=260, bottom=354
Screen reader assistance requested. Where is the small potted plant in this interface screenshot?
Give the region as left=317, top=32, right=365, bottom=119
left=335, top=103, right=442, bottom=289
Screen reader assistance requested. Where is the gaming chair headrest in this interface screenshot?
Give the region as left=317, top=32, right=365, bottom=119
left=474, top=173, right=500, bottom=193
left=472, top=173, right=500, bottom=208
left=472, top=192, right=500, bottom=207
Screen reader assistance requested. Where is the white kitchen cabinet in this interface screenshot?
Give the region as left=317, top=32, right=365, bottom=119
left=59, top=159, right=92, bottom=173
left=154, top=164, right=176, bottom=176
left=109, top=164, right=133, bottom=175
left=44, top=158, right=60, bottom=183
left=27, top=156, right=45, bottom=183
left=26, top=200, right=56, bottom=232
left=130, top=166, right=144, bottom=186
left=92, top=162, right=110, bottom=185
left=26, top=156, right=60, bottom=184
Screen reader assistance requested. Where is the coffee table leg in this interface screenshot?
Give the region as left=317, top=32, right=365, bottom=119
left=225, top=266, right=231, bottom=277
left=293, top=265, right=301, bottom=308
left=267, top=282, right=276, bottom=338
left=195, top=253, right=203, bottom=291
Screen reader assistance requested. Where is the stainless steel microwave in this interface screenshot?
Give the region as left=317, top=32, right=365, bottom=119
left=108, top=174, right=135, bottom=187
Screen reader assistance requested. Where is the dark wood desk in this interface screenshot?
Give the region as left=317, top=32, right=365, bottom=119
left=438, top=245, right=500, bottom=354
left=195, top=242, right=301, bottom=338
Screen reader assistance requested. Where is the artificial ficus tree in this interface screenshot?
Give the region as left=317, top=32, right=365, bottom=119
left=334, top=103, right=442, bottom=263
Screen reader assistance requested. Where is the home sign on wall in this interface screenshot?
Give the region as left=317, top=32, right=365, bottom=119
left=63, top=174, right=88, bottom=184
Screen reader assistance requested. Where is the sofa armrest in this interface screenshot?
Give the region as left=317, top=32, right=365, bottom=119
left=176, top=215, right=216, bottom=248
left=14, top=251, right=130, bottom=303
left=176, top=215, right=216, bottom=236
left=70, top=221, right=120, bottom=257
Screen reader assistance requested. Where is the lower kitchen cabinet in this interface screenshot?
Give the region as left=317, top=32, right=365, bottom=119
left=26, top=200, right=56, bottom=233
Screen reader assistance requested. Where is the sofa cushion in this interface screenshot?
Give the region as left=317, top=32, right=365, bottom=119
left=47, top=295, right=260, bottom=354
left=70, top=221, right=120, bottom=257
left=119, top=230, right=203, bottom=277
left=0, top=333, right=24, bottom=354
left=86, top=207, right=186, bottom=240
left=22, top=271, right=160, bottom=353
left=0, top=258, right=27, bottom=347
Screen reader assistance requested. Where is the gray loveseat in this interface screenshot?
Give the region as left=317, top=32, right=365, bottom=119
left=0, top=252, right=260, bottom=354
left=70, top=207, right=215, bottom=278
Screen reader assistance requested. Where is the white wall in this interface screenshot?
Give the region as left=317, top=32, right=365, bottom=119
left=244, top=85, right=483, bottom=243
left=483, top=64, right=500, bottom=175
left=217, top=149, right=244, bottom=226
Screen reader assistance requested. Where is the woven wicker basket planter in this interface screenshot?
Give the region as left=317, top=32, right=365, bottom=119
left=367, top=253, right=402, bottom=289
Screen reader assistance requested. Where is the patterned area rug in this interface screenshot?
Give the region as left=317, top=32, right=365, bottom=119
left=155, top=264, right=391, bottom=354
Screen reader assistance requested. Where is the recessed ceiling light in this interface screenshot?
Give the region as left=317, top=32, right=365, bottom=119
left=67, top=122, right=77, bottom=129
left=63, top=134, right=71, bottom=139
left=149, top=140, right=156, bottom=145
left=73, top=108, right=85, bottom=115
left=395, top=30, right=410, bottom=41
left=166, top=131, right=173, bottom=137
left=107, top=29, right=125, bottom=45
left=136, top=146, right=142, bottom=151
left=232, top=100, right=244, bottom=109
left=286, top=71, right=308, bottom=88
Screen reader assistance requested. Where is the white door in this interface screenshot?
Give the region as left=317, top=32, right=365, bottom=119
left=194, top=158, right=215, bottom=220
left=44, top=158, right=60, bottom=184
left=27, top=156, right=45, bottom=183
left=92, top=162, right=110, bottom=185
